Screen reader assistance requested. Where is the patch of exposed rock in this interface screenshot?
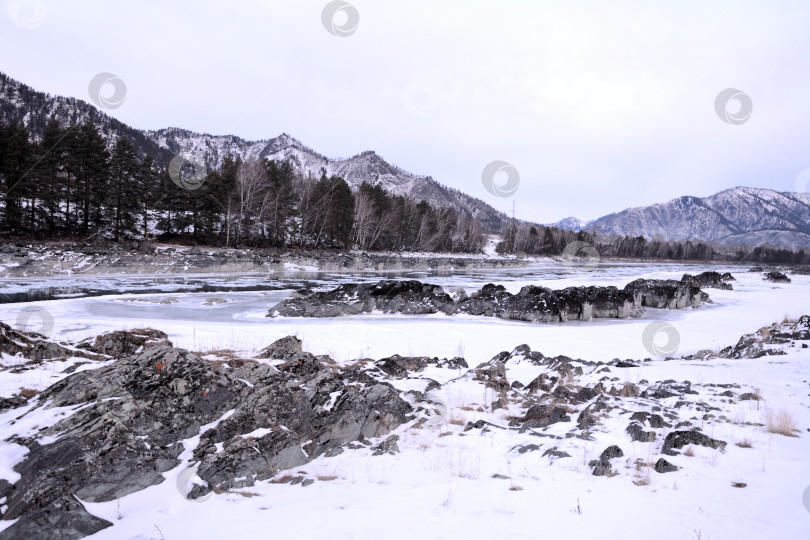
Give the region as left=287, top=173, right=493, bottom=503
left=763, top=271, right=791, bottom=283
left=269, top=276, right=716, bottom=323
left=0, top=333, right=411, bottom=540
left=718, top=315, right=810, bottom=359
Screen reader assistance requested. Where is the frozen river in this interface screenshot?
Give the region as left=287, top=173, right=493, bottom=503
left=1, top=261, right=805, bottom=368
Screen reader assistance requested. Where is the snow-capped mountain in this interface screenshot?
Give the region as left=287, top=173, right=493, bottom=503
left=0, top=72, right=507, bottom=232
left=547, top=216, right=591, bottom=231
left=564, top=188, right=810, bottom=250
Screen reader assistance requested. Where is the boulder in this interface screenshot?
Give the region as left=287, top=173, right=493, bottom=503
left=653, top=458, right=678, bottom=473
left=661, top=430, right=726, bottom=455
left=763, top=271, right=791, bottom=283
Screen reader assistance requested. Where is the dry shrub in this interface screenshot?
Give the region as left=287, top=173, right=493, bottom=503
left=764, top=407, right=798, bottom=436
left=16, top=387, right=38, bottom=398
left=621, top=382, right=640, bottom=397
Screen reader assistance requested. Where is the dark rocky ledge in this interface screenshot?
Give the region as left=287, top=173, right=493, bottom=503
left=267, top=272, right=725, bottom=322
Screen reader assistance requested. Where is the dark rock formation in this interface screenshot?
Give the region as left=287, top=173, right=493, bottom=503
left=269, top=276, right=713, bottom=323
left=624, top=278, right=705, bottom=309
left=763, top=271, right=791, bottom=283
left=681, top=271, right=735, bottom=290
left=627, top=422, right=657, bottom=442
left=591, top=445, right=624, bottom=476
left=0, top=322, right=95, bottom=362
left=653, top=458, right=678, bottom=473
left=256, top=335, right=302, bottom=359
left=79, top=328, right=172, bottom=357
left=719, top=316, right=810, bottom=359
left=521, top=404, right=572, bottom=428
left=661, top=430, right=727, bottom=456
left=0, top=335, right=411, bottom=539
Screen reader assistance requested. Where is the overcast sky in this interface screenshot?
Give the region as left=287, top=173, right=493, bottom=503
left=2, top=0, right=809, bottom=223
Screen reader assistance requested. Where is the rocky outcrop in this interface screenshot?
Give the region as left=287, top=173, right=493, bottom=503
left=0, top=336, right=412, bottom=540
left=624, top=278, right=706, bottom=309
left=0, top=322, right=99, bottom=362
left=591, top=445, right=624, bottom=476
left=77, top=328, right=172, bottom=357
left=269, top=276, right=715, bottom=323
left=680, top=271, right=735, bottom=290
left=661, top=430, right=727, bottom=455
left=763, top=271, right=791, bottom=283
left=719, top=315, right=810, bottom=359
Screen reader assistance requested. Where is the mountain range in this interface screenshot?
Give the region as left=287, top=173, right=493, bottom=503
left=2, top=71, right=809, bottom=250
left=0, top=72, right=507, bottom=232
left=550, top=188, right=810, bottom=250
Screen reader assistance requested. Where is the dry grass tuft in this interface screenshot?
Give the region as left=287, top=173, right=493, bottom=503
left=682, top=446, right=695, bottom=457
left=764, top=407, right=799, bottom=436
left=15, top=387, right=38, bottom=398
left=735, top=439, right=753, bottom=448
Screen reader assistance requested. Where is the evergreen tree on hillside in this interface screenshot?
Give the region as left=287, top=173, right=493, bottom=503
left=265, top=159, right=298, bottom=245
left=311, top=174, right=354, bottom=248
left=1, top=121, right=31, bottom=232
left=37, top=118, right=67, bottom=233
left=108, top=137, right=139, bottom=240
left=137, top=154, right=161, bottom=238
left=70, top=122, right=109, bottom=233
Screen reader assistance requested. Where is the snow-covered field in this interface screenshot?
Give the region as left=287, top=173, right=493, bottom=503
left=1, top=261, right=809, bottom=539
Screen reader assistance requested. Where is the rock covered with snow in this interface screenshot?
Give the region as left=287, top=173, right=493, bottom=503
left=269, top=276, right=716, bottom=322
left=0, top=335, right=412, bottom=539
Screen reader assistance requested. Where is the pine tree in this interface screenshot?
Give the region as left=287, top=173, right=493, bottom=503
left=108, top=137, right=139, bottom=240
left=37, top=118, right=67, bottom=233
left=265, top=159, right=298, bottom=245
left=137, top=154, right=161, bottom=238
left=1, top=121, right=31, bottom=232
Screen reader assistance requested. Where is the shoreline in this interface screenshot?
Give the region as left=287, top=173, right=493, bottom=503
left=0, top=240, right=805, bottom=279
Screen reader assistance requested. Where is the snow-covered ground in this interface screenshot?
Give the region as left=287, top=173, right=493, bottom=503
left=1, top=262, right=809, bottom=539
